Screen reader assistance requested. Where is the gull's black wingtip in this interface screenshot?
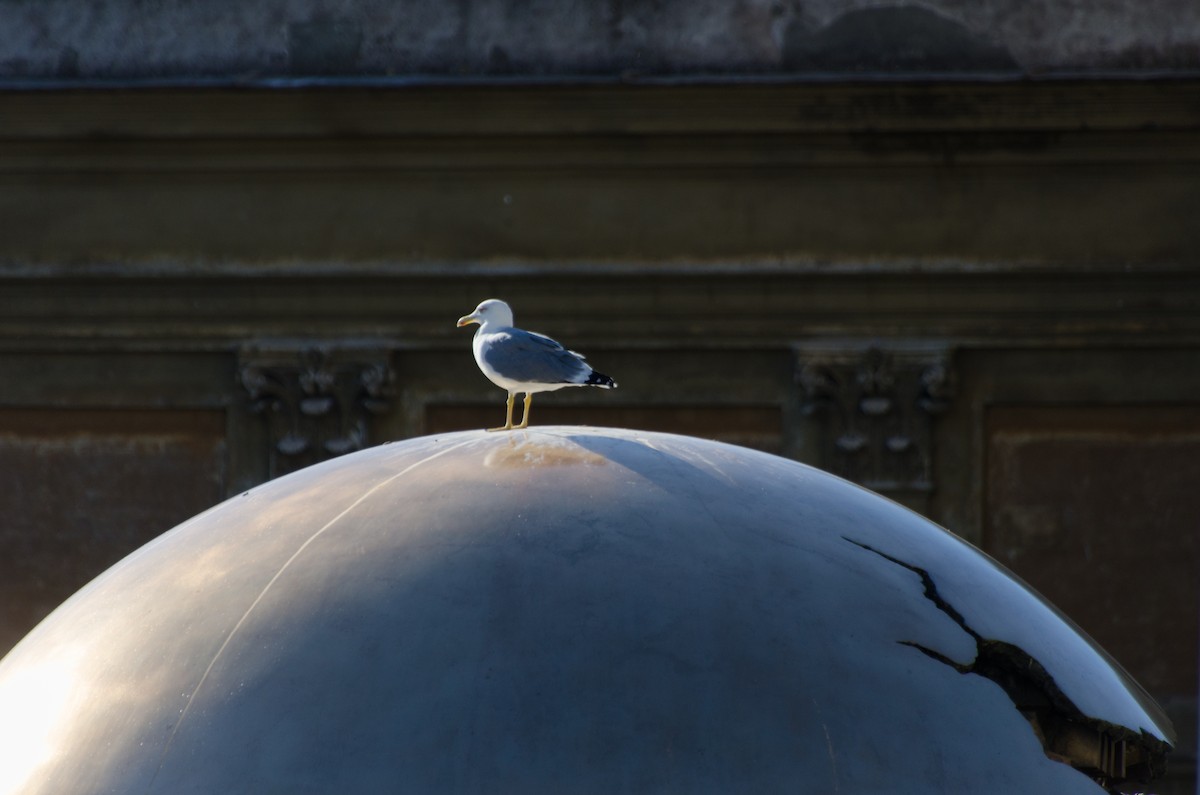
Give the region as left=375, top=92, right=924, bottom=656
left=586, top=370, right=617, bottom=389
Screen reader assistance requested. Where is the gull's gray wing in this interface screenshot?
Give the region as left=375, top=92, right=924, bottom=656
left=481, top=329, right=590, bottom=384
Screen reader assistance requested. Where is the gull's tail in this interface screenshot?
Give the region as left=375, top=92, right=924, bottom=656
left=586, top=370, right=617, bottom=389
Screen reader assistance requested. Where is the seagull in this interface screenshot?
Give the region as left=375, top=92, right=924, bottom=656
left=456, top=299, right=617, bottom=431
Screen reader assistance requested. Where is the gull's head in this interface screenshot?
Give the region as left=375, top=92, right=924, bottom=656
left=456, top=299, right=514, bottom=331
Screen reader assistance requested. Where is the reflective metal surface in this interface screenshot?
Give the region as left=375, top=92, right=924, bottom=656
left=0, top=428, right=1174, bottom=794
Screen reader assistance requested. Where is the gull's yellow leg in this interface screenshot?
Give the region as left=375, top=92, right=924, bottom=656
left=515, top=393, right=533, bottom=429
left=488, top=393, right=516, bottom=432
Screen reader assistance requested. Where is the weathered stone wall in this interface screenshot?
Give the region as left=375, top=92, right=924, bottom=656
left=1, top=0, right=1198, bottom=79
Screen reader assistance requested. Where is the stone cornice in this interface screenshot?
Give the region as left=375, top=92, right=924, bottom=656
left=0, top=267, right=1196, bottom=349
left=1, top=78, right=1198, bottom=140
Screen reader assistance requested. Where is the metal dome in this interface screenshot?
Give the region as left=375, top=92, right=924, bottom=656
left=0, top=428, right=1173, bottom=794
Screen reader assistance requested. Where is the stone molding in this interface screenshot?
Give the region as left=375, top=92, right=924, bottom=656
left=238, top=343, right=396, bottom=477
left=795, top=342, right=954, bottom=497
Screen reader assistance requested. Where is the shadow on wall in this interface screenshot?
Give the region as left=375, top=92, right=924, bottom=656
left=783, top=6, right=1019, bottom=72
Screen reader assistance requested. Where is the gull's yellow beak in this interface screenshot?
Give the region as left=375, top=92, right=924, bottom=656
left=456, top=314, right=478, bottom=328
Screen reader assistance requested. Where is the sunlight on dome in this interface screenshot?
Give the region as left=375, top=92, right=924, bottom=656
left=0, top=645, right=86, bottom=794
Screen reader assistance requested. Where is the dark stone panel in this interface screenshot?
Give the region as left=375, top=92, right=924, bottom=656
left=985, top=405, right=1199, bottom=792
left=0, top=409, right=227, bottom=656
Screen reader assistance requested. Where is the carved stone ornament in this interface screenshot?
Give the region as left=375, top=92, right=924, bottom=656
left=238, top=343, right=396, bottom=478
left=795, top=343, right=954, bottom=497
